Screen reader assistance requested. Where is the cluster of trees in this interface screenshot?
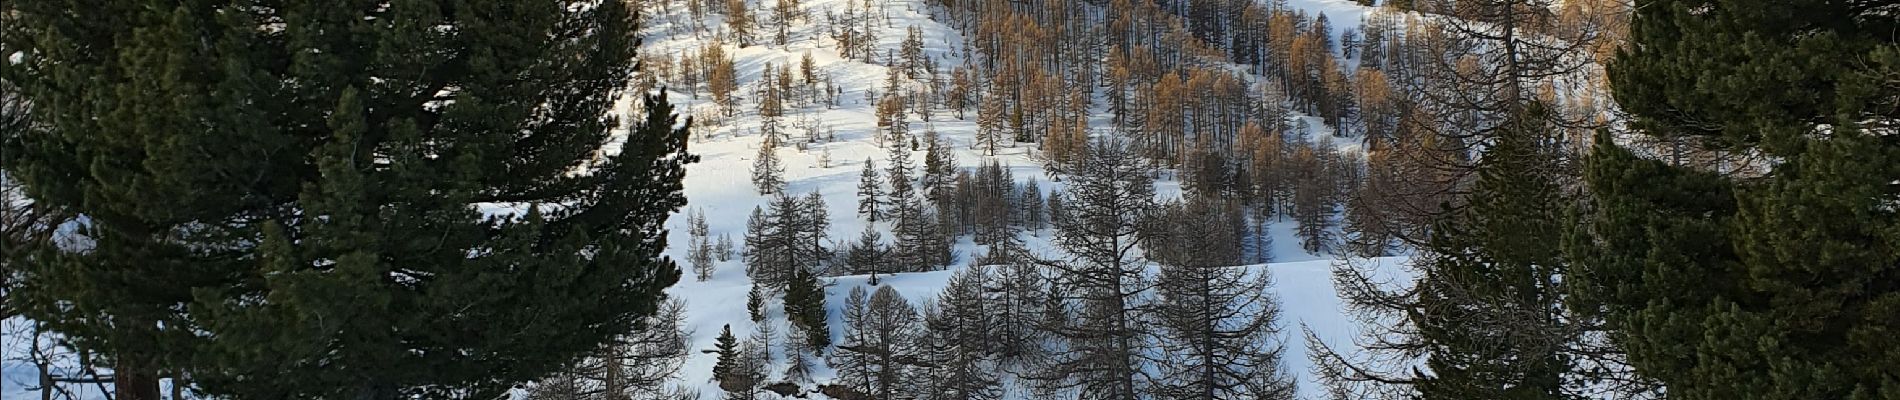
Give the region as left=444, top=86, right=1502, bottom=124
left=1307, top=1, right=1900, bottom=400
left=817, top=142, right=1298, bottom=400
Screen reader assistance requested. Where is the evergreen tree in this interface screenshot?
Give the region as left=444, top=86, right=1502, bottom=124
left=922, top=130, right=960, bottom=205
left=709, top=325, right=757, bottom=396
left=1019, top=177, right=1047, bottom=233
left=3, top=2, right=692, bottom=397
left=901, top=26, right=929, bottom=79
left=748, top=285, right=767, bottom=322
left=1412, top=107, right=1578, bottom=400
left=784, top=266, right=833, bottom=350
left=1569, top=1, right=1900, bottom=398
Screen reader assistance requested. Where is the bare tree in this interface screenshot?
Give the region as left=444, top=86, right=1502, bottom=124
left=1029, top=139, right=1158, bottom=399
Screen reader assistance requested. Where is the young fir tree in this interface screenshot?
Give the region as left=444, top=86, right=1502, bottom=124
left=708, top=324, right=743, bottom=393
left=3, top=2, right=694, bottom=398
left=784, top=266, right=833, bottom=350
left=1567, top=1, right=1900, bottom=398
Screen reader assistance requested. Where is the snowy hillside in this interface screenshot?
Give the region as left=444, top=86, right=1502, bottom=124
left=624, top=0, right=1412, bottom=397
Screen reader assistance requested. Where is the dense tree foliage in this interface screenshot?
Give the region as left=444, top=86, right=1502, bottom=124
left=1, top=1, right=694, bottom=398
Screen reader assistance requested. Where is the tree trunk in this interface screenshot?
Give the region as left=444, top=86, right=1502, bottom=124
left=114, top=364, right=161, bottom=400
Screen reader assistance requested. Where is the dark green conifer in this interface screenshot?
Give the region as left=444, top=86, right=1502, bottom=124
left=1572, top=1, right=1900, bottom=398
left=2, top=2, right=693, bottom=398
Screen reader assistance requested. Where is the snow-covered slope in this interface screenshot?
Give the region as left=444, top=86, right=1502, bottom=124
left=630, top=0, right=1411, bottom=397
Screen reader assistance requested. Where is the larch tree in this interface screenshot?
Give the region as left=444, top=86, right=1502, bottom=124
left=753, top=134, right=787, bottom=195
left=1034, top=139, right=1157, bottom=400
left=859, top=159, right=886, bottom=223
left=689, top=208, right=718, bottom=281
left=1147, top=197, right=1298, bottom=400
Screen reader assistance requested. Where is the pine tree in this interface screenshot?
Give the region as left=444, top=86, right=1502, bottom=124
left=748, top=286, right=767, bottom=322
left=784, top=268, right=833, bottom=352
left=1019, top=177, right=1047, bottom=233
left=754, top=135, right=787, bottom=195
left=921, top=130, right=960, bottom=205
left=901, top=26, right=929, bottom=79
left=1331, top=105, right=1581, bottom=400
left=1567, top=1, right=1900, bottom=399
left=3, top=2, right=694, bottom=397
left=744, top=206, right=785, bottom=286
left=709, top=325, right=757, bottom=396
